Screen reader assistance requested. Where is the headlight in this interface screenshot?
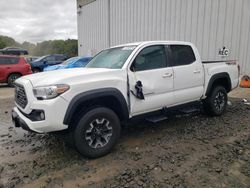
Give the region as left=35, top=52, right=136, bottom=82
left=33, top=84, right=70, bottom=100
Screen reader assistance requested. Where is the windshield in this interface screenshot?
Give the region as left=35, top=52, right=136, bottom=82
left=61, top=57, right=79, bottom=65
left=86, top=46, right=136, bottom=69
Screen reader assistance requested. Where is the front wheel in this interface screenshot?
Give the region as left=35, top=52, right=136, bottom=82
left=73, top=107, right=121, bottom=158
left=203, top=86, right=228, bottom=116
left=8, top=73, right=21, bottom=87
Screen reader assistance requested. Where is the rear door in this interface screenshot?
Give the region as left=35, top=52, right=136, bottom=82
left=0, top=57, right=8, bottom=81
left=168, top=45, right=204, bottom=105
left=0, top=56, right=20, bottom=82
left=128, top=45, right=174, bottom=115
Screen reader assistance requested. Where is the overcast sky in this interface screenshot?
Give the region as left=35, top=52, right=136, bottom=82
left=0, top=0, right=77, bottom=43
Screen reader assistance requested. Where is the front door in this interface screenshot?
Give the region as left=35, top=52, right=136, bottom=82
left=128, top=45, right=174, bottom=116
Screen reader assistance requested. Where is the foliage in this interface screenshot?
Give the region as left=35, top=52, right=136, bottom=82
left=0, top=35, right=19, bottom=49
left=0, top=35, right=78, bottom=57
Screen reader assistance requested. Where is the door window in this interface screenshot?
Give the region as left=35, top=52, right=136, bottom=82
left=0, top=57, right=19, bottom=65
left=55, top=56, right=66, bottom=61
left=169, top=45, right=196, bottom=66
left=131, top=45, right=167, bottom=72
left=45, top=56, right=56, bottom=62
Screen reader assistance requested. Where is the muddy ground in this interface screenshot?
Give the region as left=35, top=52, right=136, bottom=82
left=0, top=84, right=250, bottom=188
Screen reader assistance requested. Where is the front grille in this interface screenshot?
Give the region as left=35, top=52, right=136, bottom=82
left=15, top=84, right=28, bottom=109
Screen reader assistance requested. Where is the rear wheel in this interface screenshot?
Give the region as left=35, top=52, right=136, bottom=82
left=7, top=73, right=21, bottom=87
left=73, top=107, right=121, bottom=158
left=203, top=86, right=228, bottom=116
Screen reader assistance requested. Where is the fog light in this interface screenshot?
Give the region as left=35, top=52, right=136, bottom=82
left=20, top=110, right=45, bottom=121
left=40, top=112, right=45, bottom=120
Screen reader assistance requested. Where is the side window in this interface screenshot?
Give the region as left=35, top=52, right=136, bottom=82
left=55, top=56, right=65, bottom=61
left=0, top=57, right=19, bottom=65
left=169, top=45, right=196, bottom=66
left=75, top=60, right=84, bottom=67
left=45, top=56, right=56, bottom=62
left=10, top=51, right=20, bottom=56
left=131, top=45, right=167, bottom=72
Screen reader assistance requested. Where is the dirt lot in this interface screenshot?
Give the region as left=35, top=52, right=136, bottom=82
left=0, top=84, right=250, bottom=188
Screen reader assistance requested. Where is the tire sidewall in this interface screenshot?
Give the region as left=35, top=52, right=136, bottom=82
left=8, top=74, right=21, bottom=87
left=209, top=86, right=228, bottom=116
left=74, top=107, right=121, bottom=158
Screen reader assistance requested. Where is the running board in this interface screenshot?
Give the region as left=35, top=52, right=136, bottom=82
left=179, top=107, right=198, bottom=114
left=145, top=115, right=168, bottom=123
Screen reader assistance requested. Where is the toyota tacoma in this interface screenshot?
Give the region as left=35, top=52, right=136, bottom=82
left=12, top=41, right=239, bottom=158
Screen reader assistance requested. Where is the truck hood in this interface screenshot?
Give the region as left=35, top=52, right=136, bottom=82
left=21, top=68, right=122, bottom=87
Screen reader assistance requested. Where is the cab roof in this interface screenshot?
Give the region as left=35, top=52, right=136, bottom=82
left=112, top=40, right=194, bottom=48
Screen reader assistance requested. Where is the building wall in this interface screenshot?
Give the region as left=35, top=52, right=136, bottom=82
left=77, top=0, right=109, bottom=55
left=77, top=0, right=250, bottom=74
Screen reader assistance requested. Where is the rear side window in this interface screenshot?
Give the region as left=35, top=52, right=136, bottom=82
left=0, top=57, right=19, bottom=65
left=55, top=56, right=65, bottom=61
left=169, top=45, right=196, bottom=66
left=132, top=45, right=167, bottom=72
left=45, top=56, right=56, bottom=61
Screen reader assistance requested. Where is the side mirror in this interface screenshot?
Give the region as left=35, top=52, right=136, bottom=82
left=130, top=62, right=136, bottom=72
left=43, top=60, right=47, bottom=64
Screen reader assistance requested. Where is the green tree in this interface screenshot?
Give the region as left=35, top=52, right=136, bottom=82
left=0, top=35, right=78, bottom=57
left=0, top=35, right=20, bottom=49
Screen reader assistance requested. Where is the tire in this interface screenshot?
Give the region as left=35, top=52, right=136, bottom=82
left=203, top=86, right=228, bottom=116
left=7, top=73, right=21, bottom=87
left=32, top=68, right=41, bottom=73
left=73, top=107, right=121, bottom=158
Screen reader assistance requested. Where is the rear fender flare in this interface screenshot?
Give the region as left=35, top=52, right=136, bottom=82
left=205, top=72, right=232, bottom=96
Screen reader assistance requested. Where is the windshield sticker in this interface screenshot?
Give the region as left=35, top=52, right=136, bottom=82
left=122, top=46, right=136, bottom=50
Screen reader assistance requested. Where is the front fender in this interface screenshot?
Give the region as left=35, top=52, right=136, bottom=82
left=63, top=88, right=129, bottom=125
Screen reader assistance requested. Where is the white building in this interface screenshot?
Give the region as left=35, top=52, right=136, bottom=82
left=77, top=0, right=250, bottom=74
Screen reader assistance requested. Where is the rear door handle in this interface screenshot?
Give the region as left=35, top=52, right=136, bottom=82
left=193, top=70, right=201, bottom=74
left=162, top=73, right=173, bottom=78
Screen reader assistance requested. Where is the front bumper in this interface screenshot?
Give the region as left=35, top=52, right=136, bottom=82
left=12, top=109, right=35, bottom=132
left=13, top=78, right=70, bottom=133
left=12, top=105, right=69, bottom=133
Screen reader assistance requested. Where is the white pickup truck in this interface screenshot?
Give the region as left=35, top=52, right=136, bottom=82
left=12, top=41, right=239, bottom=158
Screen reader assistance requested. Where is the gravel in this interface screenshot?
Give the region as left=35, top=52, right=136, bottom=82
left=0, top=87, right=250, bottom=188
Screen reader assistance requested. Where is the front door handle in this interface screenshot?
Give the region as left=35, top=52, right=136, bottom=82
left=162, top=73, right=173, bottom=78
left=193, top=70, right=201, bottom=74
